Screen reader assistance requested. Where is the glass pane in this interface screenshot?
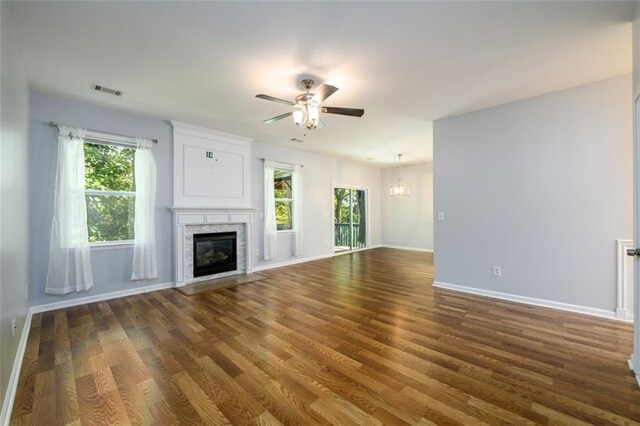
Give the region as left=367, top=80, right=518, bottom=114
left=275, top=200, right=292, bottom=231
left=84, top=142, right=135, bottom=191
left=86, top=194, right=135, bottom=242
left=274, top=169, right=292, bottom=199
left=333, top=188, right=352, bottom=252
left=351, top=189, right=366, bottom=249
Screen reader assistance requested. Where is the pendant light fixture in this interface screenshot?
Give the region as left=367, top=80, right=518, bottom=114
left=389, top=154, right=411, bottom=197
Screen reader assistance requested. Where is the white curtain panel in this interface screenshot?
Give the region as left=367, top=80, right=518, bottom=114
left=263, top=161, right=278, bottom=260
left=131, top=138, right=158, bottom=280
left=46, top=126, right=94, bottom=294
left=292, top=165, right=303, bottom=256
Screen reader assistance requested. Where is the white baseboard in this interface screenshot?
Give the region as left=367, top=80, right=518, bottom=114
left=1, top=309, right=32, bottom=426
left=30, top=281, right=175, bottom=314
left=333, top=245, right=381, bottom=257
left=380, top=244, right=433, bottom=253
left=250, top=253, right=336, bottom=273
left=250, top=245, right=386, bottom=273
left=433, top=281, right=624, bottom=322
left=617, top=308, right=635, bottom=321
left=628, top=358, right=640, bottom=387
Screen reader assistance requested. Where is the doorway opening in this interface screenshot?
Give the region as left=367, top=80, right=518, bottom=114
left=333, top=186, right=368, bottom=253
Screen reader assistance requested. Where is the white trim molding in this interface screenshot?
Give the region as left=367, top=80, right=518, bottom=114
left=433, top=281, right=624, bottom=322
left=30, top=281, right=175, bottom=314
left=380, top=244, right=433, bottom=253
left=616, top=239, right=635, bottom=321
left=250, top=253, right=335, bottom=273
left=1, top=311, right=32, bottom=426
left=251, top=245, right=384, bottom=273
left=628, top=357, right=640, bottom=387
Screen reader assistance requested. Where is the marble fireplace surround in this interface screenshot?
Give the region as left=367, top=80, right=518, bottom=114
left=172, top=208, right=255, bottom=286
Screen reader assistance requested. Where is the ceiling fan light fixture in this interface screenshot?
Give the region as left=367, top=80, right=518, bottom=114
left=307, top=105, right=320, bottom=129
left=292, top=108, right=304, bottom=126
left=256, top=79, right=364, bottom=130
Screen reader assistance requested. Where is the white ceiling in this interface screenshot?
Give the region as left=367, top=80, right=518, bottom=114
left=11, top=1, right=634, bottom=166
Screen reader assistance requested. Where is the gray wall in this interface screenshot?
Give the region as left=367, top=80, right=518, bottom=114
left=0, top=0, right=30, bottom=414
left=251, top=141, right=382, bottom=267
left=433, top=75, right=632, bottom=311
left=381, top=163, right=433, bottom=250
left=28, top=91, right=174, bottom=306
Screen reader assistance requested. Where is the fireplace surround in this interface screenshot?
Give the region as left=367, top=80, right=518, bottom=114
left=172, top=208, right=254, bottom=286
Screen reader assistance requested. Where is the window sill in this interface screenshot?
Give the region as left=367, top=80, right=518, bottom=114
left=90, top=241, right=135, bottom=250
left=277, top=230, right=295, bottom=235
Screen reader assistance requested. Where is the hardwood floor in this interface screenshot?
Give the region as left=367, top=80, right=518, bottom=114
left=10, top=248, right=640, bottom=425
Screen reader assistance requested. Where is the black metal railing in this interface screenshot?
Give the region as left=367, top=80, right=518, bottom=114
left=334, top=223, right=366, bottom=249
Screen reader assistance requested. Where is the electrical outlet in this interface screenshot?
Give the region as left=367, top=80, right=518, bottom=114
left=11, top=318, right=17, bottom=337
left=492, top=266, right=502, bottom=277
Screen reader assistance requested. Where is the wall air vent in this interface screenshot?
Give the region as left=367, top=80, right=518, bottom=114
left=92, top=84, right=123, bottom=97
left=289, top=138, right=304, bottom=143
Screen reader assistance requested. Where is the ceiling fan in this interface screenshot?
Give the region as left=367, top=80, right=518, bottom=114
left=256, top=79, right=364, bottom=130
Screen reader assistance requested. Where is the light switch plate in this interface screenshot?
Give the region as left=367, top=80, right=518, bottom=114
left=437, top=211, right=445, bottom=221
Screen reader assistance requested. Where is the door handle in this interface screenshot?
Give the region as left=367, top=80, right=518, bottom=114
left=627, top=248, right=640, bottom=257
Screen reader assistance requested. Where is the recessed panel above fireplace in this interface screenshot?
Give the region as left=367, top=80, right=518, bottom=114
left=193, top=231, right=237, bottom=277
left=172, top=121, right=252, bottom=209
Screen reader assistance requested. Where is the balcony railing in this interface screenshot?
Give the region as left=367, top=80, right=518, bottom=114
left=334, top=223, right=366, bottom=250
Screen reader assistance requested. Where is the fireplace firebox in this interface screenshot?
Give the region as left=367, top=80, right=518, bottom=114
left=193, top=232, right=237, bottom=277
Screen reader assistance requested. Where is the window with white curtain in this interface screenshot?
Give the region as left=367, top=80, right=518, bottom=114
left=84, top=141, right=136, bottom=243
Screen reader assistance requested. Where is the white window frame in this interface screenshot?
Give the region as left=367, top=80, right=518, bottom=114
left=273, top=167, right=295, bottom=233
left=84, top=139, right=136, bottom=246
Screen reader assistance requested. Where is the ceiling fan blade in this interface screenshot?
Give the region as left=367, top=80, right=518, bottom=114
left=263, top=112, right=293, bottom=124
left=256, top=94, right=295, bottom=106
left=322, top=107, right=365, bottom=117
left=312, top=84, right=339, bottom=103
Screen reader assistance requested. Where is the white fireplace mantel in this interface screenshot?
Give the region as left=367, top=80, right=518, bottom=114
left=172, top=207, right=256, bottom=287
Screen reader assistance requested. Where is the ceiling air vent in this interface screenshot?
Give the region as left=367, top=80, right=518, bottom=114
left=289, top=138, right=304, bottom=143
left=92, top=84, right=123, bottom=97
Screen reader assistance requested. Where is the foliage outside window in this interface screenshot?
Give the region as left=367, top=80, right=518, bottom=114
left=274, top=169, right=293, bottom=231
left=84, top=142, right=136, bottom=243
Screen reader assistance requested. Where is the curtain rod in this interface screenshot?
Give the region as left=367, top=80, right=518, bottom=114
left=49, top=121, right=158, bottom=144
left=260, top=157, right=303, bottom=168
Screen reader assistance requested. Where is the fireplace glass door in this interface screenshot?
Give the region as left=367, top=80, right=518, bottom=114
left=333, top=187, right=367, bottom=253
left=193, top=232, right=237, bottom=277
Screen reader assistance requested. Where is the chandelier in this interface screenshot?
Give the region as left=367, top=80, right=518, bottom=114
left=389, top=154, right=411, bottom=197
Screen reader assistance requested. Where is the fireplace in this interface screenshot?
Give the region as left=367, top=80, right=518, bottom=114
left=193, top=231, right=237, bottom=277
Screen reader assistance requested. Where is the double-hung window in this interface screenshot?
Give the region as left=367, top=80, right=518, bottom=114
left=273, top=168, right=293, bottom=231
left=84, top=141, right=136, bottom=244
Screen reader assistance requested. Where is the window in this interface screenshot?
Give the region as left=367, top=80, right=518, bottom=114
left=273, top=168, right=293, bottom=231
left=84, top=141, right=136, bottom=243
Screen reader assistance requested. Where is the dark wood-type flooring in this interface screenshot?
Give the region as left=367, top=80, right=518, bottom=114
left=10, top=248, right=640, bottom=425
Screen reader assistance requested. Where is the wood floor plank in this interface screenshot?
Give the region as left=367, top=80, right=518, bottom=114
left=10, top=248, right=640, bottom=425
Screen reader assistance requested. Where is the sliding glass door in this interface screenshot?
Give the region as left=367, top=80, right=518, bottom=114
left=333, top=187, right=367, bottom=252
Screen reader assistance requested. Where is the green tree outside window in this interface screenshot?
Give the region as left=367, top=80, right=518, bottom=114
left=274, top=169, right=293, bottom=231
left=84, top=142, right=136, bottom=243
